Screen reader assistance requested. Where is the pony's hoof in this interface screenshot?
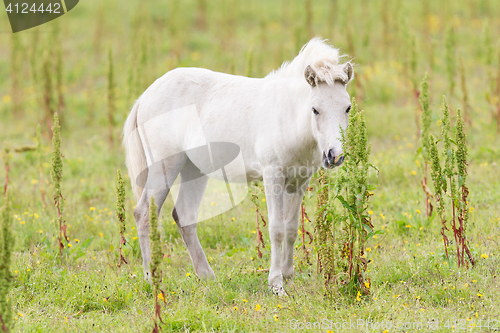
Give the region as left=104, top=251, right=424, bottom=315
left=271, top=285, right=287, bottom=296
left=144, top=271, right=152, bottom=283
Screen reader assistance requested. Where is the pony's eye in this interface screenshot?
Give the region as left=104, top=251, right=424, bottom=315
left=346, top=105, right=351, bottom=114
left=312, top=107, right=319, bottom=115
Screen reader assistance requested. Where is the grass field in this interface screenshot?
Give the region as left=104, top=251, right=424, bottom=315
left=1, top=0, right=500, bottom=332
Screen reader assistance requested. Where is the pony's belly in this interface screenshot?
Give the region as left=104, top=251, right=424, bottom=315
left=184, top=141, right=258, bottom=184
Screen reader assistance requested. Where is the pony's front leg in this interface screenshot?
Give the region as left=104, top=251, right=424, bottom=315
left=281, top=187, right=307, bottom=280
left=263, top=167, right=286, bottom=295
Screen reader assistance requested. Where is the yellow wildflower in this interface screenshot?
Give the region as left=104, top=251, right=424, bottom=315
left=90, top=207, right=95, bottom=211
left=481, top=254, right=488, bottom=259
left=255, top=304, right=261, bottom=311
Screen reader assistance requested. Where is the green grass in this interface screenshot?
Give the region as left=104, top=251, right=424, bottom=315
left=1, top=0, right=500, bottom=331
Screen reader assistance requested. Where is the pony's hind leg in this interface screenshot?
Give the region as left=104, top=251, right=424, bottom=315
left=134, top=187, right=168, bottom=279
left=172, top=159, right=214, bottom=279
left=134, top=155, right=186, bottom=279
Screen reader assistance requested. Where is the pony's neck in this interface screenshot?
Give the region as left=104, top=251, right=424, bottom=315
left=296, top=89, right=315, bottom=142
left=285, top=78, right=320, bottom=160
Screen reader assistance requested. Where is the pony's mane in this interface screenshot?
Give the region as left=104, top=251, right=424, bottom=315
left=268, top=37, right=350, bottom=85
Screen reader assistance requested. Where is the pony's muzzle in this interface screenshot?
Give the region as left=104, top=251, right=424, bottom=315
left=323, top=149, right=344, bottom=168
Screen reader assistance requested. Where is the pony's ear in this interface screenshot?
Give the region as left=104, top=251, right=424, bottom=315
left=343, top=63, right=354, bottom=83
left=304, top=65, right=317, bottom=87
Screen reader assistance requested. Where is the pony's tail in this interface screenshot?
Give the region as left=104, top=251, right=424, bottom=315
left=123, top=101, right=147, bottom=201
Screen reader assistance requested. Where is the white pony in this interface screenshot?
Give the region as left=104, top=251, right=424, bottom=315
left=123, top=38, right=353, bottom=295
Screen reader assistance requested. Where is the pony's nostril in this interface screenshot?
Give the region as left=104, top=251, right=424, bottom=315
left=335, top=155, right=345, bottom=165
left=327, top=149, right=335, bottom=162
